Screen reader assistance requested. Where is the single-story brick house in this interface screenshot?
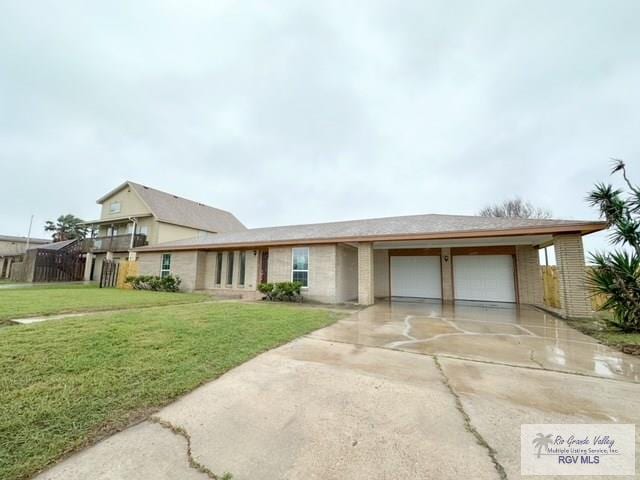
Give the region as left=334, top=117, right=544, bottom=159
left=133, top=213, right=606, bottom=318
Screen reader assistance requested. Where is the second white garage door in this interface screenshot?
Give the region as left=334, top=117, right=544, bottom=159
left=453, top=255, right=516, bottom=303
left=390, top=256, right=442, bottom=299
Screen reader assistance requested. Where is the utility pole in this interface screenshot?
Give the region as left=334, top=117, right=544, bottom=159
left=25, top=214, right=34, bottom=251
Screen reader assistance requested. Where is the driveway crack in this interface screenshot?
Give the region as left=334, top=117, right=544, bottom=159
left=149, top=416, right=232, bottom=480
left=433, top=356, right=508, bottom=480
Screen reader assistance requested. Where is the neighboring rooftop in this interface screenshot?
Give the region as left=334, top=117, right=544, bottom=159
left=95, top=181, right=247, bottom=233
left=0, top=235, right=50, bottom=244
left=31, top=239, right=78, bottom=251
left=136, top=213, right=606, bottom=251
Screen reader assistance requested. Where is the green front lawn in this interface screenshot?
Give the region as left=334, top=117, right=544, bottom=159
left=565, top=314, right=640, bottom=352
left=0, top=302, right=342, bottom=480
left=0, top=284, right=208, bottom=321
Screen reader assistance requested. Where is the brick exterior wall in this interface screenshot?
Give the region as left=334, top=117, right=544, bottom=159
left=374, top=249, right=389, bottom=298
left=554, top=234, right=592, bottom=318
left=268, top=245, right=337, bottom=303
left=358, top=242, right=375, bottom=305
left=515, top=245, right=543, bottom=305
left=440, top=247, right=453, bottom=302
left=137, top=251, right=199, bottom=291
left=199, top=250, right=259, bottom=297
left=336, top=244, right=358, bottom=303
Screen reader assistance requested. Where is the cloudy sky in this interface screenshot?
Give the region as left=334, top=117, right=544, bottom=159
left=1, top=1, right=638, bottom=258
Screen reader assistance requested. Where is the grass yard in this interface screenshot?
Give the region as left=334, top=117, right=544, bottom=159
left=0, top=301, right=343, bottom=480
left=0, top=284, right=208, bottom=321
left=565, top=314, right=640, bottom=353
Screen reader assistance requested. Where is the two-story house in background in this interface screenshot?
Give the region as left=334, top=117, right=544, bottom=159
left=82, top=181, right=246, bottom=280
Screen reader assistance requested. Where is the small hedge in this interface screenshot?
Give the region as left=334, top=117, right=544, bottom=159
left=258, top=281, right=303, bottom=302
left=125, top=275, right=182, bottom=292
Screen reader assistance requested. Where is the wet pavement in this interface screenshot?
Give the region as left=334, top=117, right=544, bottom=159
left=310, top=299, right=640, bottom=383
left=36, top=301, right=640, bottom=480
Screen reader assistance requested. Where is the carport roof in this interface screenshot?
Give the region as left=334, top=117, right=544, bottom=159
left=134, top=213, right=606, bottom=252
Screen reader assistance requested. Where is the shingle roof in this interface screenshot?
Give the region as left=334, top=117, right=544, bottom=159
left=136, top=213, right=606, bottom=251
left=33, top=239, right=78, bottom=251
left=97, top=181, right=247, bottom=233
left=0, top=235, right=50, bottom=244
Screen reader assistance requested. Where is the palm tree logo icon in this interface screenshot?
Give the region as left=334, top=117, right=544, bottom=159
left=533, top=433, right=554, bottom=458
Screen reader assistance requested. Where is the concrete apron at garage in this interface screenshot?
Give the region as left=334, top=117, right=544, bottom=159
left=37, top=301, right=640, bottom=480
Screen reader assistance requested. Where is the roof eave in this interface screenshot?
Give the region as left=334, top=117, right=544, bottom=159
left=95, top=181, right=133, bottom=204
left=81, top=213, right=153, bottom=225
left=134, top=221, right=607, bottom=253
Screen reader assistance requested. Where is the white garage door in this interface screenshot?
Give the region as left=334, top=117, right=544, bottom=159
left=453, top=255, right=515, bottom=302
left=390, top=256, right=442, bottom=299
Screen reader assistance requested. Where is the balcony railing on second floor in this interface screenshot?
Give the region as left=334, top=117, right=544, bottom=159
left=82, top=234, right=147, bottom=253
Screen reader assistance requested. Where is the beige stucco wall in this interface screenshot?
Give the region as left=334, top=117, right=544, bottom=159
left=268, top=245, right=337, bottom=303
left=0, top=239, right=48, bottom=256
left=156, top=222, right=209, bottom=244
left=374, top=249, right=389, bottom=298
left=99, top=186, right=150, bottom=219
left=336, top=244, right=358, bottom=303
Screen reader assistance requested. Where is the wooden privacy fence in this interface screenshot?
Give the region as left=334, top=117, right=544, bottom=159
left=542, top=266, right=560, bottom=309
left=116, top=260, right=139, bottom=289
left=33, top=249, right=86, bottom=282
left=99, top=260, right=119, bottom=288
left=541, top=265, right=608, bottom=311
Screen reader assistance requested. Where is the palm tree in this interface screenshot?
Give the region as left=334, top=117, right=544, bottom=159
left=44, top=214, right=87, bottom=242
left=587, top=159, right=640, bottom=332
left=532, top=433, right=553, bottom=458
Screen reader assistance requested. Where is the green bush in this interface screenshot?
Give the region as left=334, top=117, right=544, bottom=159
left=258, top=281, right=303, bottom=302
left=125, top=275, right=182, bottom=292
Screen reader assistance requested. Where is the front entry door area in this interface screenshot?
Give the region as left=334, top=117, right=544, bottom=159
left=259, top=251, right=269, bottom=284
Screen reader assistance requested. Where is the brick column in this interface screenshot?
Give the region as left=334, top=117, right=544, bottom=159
left=515, top=245, right=543, bottom=305
left=441, top=248, right=453, bottom=302
left=554, top=234, right=591, bottom=318
left=358, top=242, right=375, bottom=305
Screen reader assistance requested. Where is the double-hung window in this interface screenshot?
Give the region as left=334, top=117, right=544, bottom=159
left=110, top=201, right=121, bottom=214
left=238, top=251, right=246, bottom=286
left=215, top=252, right=223, bottom=285
left=160, top=254, right=171, bottom=278
left=292, top=247, right=309, bottom=287
left=226, top=252, right=234, bottom=285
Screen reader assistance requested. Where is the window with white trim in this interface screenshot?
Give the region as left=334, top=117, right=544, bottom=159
left=292, top=247, right=309, bottom=287
left=161, top=254, right=171, bottom=278
left=110, top=201, right=121, bottom=214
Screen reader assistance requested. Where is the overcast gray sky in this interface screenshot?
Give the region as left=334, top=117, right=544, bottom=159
left=1, top=0, right=638, bottom=258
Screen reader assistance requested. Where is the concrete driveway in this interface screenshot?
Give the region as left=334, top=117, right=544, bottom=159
left=37, top=301, right=640, bottom=480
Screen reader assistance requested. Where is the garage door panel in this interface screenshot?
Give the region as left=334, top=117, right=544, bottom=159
left=453, top=255, right=515, bottom=303
left=390, top=256, right=441, bottom=299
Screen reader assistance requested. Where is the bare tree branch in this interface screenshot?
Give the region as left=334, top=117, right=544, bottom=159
left=478, top=198, right=552, bottom=219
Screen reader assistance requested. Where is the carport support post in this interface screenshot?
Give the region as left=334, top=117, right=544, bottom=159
left=554, top=234, right=591, bottom=318
left=357, top=242, right=375, bottom=305
left=83, top=252, right=94, bottom=281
